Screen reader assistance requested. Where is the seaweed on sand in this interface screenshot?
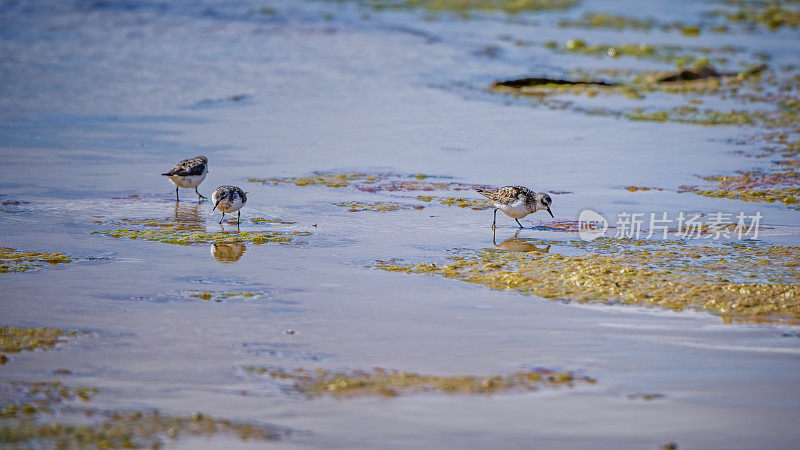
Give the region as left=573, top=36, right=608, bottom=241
left=373, top=239, right=800, bottom=323
left=332, top=201, right=424, bottom=212
left=0, top=248, right=72, bottom=273
left=244, top=366, right=594, bottom=397
left=92, top=218, right=310, bottom=246
left=0, top=381, right=288, bottom=448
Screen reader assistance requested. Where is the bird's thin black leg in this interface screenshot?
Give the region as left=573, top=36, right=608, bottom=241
left=492, top=209, right=498, bottom=229
left=195, top=187, right=206, bottom=201
left=219, top=212, right=225, bottom=225
left=515, top=218, right=523, bottom=229
left=175, top=186, right=179, bottom=202
left=237, top=211, right=241, bottom=231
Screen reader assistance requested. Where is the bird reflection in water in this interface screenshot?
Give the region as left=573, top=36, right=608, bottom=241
left=210, top=243, right=247, bottom=263
left=172, top=202, right=205, bottom=232
left=493, top=230, right=550, bottom=253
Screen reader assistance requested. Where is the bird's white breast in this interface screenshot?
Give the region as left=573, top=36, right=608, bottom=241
left=496, top=199, right=531, bottom=219
left=167, top=169, right=207, bottom=189
left=217, top=196, right=245, bottom=213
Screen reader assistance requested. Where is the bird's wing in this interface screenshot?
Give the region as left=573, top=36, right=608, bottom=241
left=165, top=157, right=206, bottom=176
left=235, top=187, right=247, bottom=203
left=487, top=186, right=529, bottom=205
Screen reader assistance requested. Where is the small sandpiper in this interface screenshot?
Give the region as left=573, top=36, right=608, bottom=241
left=476, top=186, right=553, bottom=229
left=161, top=156, right=208, bottom=201
left=212, top=185, right=247, bottom=225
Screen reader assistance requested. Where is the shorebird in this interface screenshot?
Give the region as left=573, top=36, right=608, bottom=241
left=212, top=185, right=247, bottom=226
left=476, top=186, right=553, bottom=229
left=161, top=156, right=208, bottom=201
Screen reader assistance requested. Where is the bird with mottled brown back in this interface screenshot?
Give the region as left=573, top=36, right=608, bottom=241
left=162, top=156, right=208, bottom=201
left=212, top=185, right=247, bottom=227
left=476, top=186, right=553, bottom=228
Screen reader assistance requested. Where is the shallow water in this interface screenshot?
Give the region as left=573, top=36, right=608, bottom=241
left=1, top=0, right=799, bottom=448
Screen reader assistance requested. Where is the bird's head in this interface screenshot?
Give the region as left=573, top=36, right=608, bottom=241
left=534, top=192, right=554, bottom=218
left=212, top=190, right=227, bottom=211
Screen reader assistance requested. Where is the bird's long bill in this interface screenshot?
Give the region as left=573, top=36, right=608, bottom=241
left=547, top=207, right=554, bottom=218
left=213, top=200, right=221, bottom=211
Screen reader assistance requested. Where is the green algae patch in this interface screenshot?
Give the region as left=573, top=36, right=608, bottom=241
left=691, top=187, right=799, bottom=205
left=373, top=239, right=800, bottom=323
left=94, top=228, right=299, bottom=245
left=685, top=172, right=800, bottom=206
left=2, top=381, right=99, bottom=408
left=545, top=39, right=738, bottom=66
left=244, top=366, right=594, bottom=397
left=554, top=12, right=722, bottom=34
left=92, top=218, right=310, bottom=246
left=250, top=217, right=296, bottom=224
left=713, top=1, right=800, bottom=30
left=185, top=291, right=264, bottom=302
left=0, top=410, right=286, bottom=448
left=681, top=145, right=800, bottom=206
left=250, top=171, right=489, bottom=194
left=333, top=201, right=424, bottom=212
left=0, top=247, right=72, bottom=273
left=0, top=381, right=287, bottom=448
left=555, top=12, right=658, bottom=31
left=334, top=0, right=578, bottom=17
left=622, top=102, right=798, bottom=129
left=0, top=326, right=80, bottom=354
left=650, top=64, right=766, bottom=84
left=249, top=172, right=381, bottom=188
left=624, top=106, right=777, bottom=126
left=625, top=186, right=664, bottom=192
left=417, top=195, right=494, bottom=210
left=371, top=179, right=489, bottom=193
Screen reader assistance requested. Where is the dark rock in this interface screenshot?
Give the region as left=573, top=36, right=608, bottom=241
left=493, top=77, right=616, bottom=89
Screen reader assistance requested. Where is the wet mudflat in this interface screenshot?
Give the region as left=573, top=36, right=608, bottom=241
left=1, top=0, right=799, bottom=448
